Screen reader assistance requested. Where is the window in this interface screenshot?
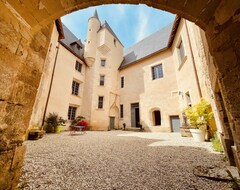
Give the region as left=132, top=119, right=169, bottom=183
left=120, top=104, right=123, bottom=118
left=75, top=61, right=82, bottom=72
left=185, top=92, right=192, bottom=107
left=98, top=96, right=104, bottom=109
left=68, top=106, right=77, bottom=120
left=114, top=38, right=116, bottom=46
left=72, top=81, right=80, bottom=95
left=121, top=77, right=124, bottom=88
left=152, top=64, right=163, bottom=80
left=178, top=40, right=186, bottom=63
left=100, top=59, right=106, bottom=67
left=100, top=75, right=105, bottom=86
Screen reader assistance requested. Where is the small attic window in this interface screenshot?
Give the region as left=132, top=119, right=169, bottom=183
left=89, top=29, right=91, bottom=31
left=88, top=41, right=90, bottom=44
left=114, top=38, right=116, bottom=46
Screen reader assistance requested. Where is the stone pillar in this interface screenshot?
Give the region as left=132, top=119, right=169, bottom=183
left=0, top=1, right=53, bottom=189
left=205, top=0, right=240, bottom=170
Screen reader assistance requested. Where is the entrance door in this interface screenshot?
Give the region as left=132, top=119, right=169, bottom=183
left=170, top=116, right=180, bottom=132
left=109, top=117, right=115, bottom=130
left=153, top=110, right=161, bottom=125
left=131, top=103, right=140, bottom=128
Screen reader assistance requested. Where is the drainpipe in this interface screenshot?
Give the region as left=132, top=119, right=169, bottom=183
left=185, top=20, right=202, bottom=98
left=41, top=43, right=60, bottom=128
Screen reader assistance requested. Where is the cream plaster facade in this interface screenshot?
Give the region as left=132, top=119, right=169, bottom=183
left=29, top=11, right=221, bottom=133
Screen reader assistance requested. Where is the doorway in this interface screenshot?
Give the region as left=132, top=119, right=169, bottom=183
left=153, top=110, right=161, bottom=126
left=109, top=117, right=115, bottom=130
left=131, top=103, right=140, bottom=128
left=170, top=116, right=180, bottom=132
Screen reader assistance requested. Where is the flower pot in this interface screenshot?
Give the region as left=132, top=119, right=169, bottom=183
left=55, top=125, right=62, bottom=133
left=189, top=128, right=206, bottom=142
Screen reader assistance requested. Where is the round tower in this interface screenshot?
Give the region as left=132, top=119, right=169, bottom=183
left=84, top=9, right=101, bottom=66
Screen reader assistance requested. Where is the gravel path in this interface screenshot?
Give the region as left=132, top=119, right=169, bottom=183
left=19, top=131, right=231, bottom=190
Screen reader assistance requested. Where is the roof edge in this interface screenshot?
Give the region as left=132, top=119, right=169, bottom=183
left=98, top=21, right=124, bottom=47
left=59, top=41, right=86, bottom=65
left=167, top=15, right=181, bottom=47
left=55, top=19, right=64, bottom=40
left=119, top=47, right=169, bottom=70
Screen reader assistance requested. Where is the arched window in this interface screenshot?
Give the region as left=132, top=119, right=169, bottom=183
left=153, top=110, right=161, bottom=126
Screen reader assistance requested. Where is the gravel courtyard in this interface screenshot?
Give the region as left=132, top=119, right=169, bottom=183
left=19, top=131, right=231, bottom=190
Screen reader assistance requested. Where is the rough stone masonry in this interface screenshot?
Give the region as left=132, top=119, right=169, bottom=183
left=0, top=0, right=240, bottom=189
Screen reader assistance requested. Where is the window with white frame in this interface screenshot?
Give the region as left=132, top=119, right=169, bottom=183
left=72, top=81, right=80, bottom=95
left=75, top=61, right=82, bottom=72
left=99, top=75, right=105, bottom=86
left=98, top=96, right=104, bottom=109
left=152, top=64, right=163, bottom=80
left=68, top=106, right=77, bottom=120
left=100, top=59, right=106, bottom=67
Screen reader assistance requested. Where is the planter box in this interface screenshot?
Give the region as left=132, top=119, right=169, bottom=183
left=28, top=129, right=45, bottom=140
left=180, top=127, right=192, bottom=137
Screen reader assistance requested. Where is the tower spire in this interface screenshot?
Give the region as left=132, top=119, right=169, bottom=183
left=93, top=9, right=99, bottom=19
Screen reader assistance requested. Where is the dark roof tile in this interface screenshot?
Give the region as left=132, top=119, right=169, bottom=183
left=120, top=22, right=174, bottom=69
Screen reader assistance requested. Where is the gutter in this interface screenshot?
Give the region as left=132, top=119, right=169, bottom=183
left=185, top=20, right=202, bottom=98
left=41, top=43, right=60, bottom=128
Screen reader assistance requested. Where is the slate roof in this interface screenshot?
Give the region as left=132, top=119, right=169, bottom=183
left=60, top=24, right=84, bottom=60
left=100, top=20, right=124, bottom=47
left=120, top=22, right=174, bottom=69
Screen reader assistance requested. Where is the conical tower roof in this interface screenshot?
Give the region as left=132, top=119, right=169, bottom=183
left=93, top=9, right=99, bottom=19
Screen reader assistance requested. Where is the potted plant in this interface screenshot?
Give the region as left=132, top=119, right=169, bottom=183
left=45, top=113, right=66, bottom=133
left=69, top=116, right=86, bottom=132
left=55, top=117, right=66, bottom=133
left=185, top=98, right=214, bottom=142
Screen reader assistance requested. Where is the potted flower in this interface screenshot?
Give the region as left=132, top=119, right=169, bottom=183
left=185, top=99, right=214, bottom=142
left=76, top=120, right=89, bottom=132
left=45, top=113, right=66, bottom=133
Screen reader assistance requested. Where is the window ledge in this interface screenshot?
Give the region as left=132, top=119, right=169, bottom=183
left=178, top=56, right=187, bottom=71
left=71, top=94, right=81, bottom=98
left=152, top=77, right=163, bottom=81
left=96, top=108, right=104, bottom=110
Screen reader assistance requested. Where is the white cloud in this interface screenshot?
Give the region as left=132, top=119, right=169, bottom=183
left=135, top=6, right=150, bottom=43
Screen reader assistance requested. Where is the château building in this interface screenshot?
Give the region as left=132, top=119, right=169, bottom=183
left=29, top=10, right=222, bottom=133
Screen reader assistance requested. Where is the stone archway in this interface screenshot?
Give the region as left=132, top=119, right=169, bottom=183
left=1, top=0, right=240, bottom=189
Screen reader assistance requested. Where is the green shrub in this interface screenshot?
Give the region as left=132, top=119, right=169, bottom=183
left=210, top=134, right=224, bottom=152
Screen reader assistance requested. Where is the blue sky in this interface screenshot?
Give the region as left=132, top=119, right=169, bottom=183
left=61, top=4, right=175, bottom=49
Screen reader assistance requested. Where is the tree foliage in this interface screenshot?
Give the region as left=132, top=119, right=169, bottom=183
left=185, top=98, right=214, bottom=129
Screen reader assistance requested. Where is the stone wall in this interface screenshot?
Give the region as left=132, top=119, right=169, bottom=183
left=0, top=1, right=53, bottom=189
left=1, top=0, right=240, bottom=189
left=204, top=0, right=240, bottom=167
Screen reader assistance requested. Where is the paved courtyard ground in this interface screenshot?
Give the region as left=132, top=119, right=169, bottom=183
left=19, top=131, right=232, bottom=190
